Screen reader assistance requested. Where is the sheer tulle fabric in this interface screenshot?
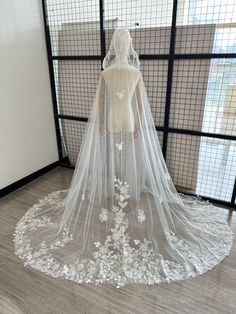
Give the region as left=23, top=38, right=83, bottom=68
left=14, top=28, right=233, bottom=288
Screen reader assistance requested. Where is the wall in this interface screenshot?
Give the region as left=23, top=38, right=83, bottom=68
left=0, top=0, right=58, bottom=189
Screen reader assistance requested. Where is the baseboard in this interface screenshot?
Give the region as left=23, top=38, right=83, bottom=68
left=0, top=160, right=61, bottom=198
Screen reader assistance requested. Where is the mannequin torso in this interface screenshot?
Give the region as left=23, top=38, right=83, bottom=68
left=102, top=65, right=141, bottom=132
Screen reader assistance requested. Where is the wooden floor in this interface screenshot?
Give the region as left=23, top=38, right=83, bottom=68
left=0, top=167, right=235, bottom=314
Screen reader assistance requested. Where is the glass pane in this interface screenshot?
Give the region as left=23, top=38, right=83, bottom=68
left=53, top=60, right=101, bottom=117
left=141, top=60, right=168, bottom=127
left=176, top=0, right=236, bottom=54
left=170, top=59, right=236, bottom=136
left=47, top=0, right=100, bottom=56
left=104, top=0, right=173, bottom=55
left=60, top=119, right=87, bottom=165
left=166, top=134, right=236, bottom=202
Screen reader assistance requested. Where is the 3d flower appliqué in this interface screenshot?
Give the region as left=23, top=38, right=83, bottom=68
left=116, top=89, right=125, bottom=99
left=94, top=241, right=101, bottom=248
left=116, top=142, right=124, bottom=151
left=99, top=207, right=108, bottom=222
left=137, top=209, right=146, bottom=223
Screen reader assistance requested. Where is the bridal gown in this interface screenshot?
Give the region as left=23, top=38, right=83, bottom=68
left=13, top=28, right=233, bottom=288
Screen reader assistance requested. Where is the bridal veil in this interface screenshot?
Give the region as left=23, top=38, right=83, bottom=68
left=14, top=28, right=233, bottom=288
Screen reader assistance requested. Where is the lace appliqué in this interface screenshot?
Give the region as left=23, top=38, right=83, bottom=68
left=116, top=89, right=125, bottom=99
left=137, top=208, right=146, bottom=223
left=115, top=142, right=124, bottom=151
left=99, top=208, right=108, bottom=223
left=13, top=184, right=233, bottom=288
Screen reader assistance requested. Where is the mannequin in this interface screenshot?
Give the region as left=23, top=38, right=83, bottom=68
left=103, top=68, right=140, bottom=133
left=99, top=28, right=142, bottom=137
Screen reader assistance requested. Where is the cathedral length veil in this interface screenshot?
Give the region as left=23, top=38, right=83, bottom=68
left=14, top=28, right=233, bottom=288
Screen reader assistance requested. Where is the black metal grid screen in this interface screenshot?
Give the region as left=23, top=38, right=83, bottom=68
left=42, top=0, right=236, bottom=207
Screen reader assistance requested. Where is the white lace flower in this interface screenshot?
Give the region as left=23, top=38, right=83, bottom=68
left=94, top=241, right=100, bottom=248
left=99, top=246, right=109, bottom=254
left=116, top=142, right=124, bottom=151
left=112, top=205, right=119, bottom=213
left=112, top=229, right=123, bottom=241
left=114, top=210, right=125, bottom=225
left=137, top=209, right=146, bottom=223
left=116, top=89, right=125, bottom=99
left=120, top=185, right=129, bottom=195
left=99, top=208, right=108, bottom=222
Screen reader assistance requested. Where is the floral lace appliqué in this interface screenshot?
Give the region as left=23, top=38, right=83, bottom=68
left=13, top=183, right=233, bottom=288
left=99, top=208, right=108, bottom=223
left=115, top=142, right=124, bottom=151
left=137, top=208, right=146, bottom=223
left=116, top=89, right=125, bottom=99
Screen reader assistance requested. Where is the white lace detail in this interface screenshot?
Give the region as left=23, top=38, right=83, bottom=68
left=99, top=208, right=108, bottom=223
left=116, top=90, right=125, bottom=99
left=137, top=208, right=146, bottom=223
left=13, top=180, right=233, bottom=288
left=115, top=142, right=124, bottom=151
left=50, top=227, right=74, bottom=249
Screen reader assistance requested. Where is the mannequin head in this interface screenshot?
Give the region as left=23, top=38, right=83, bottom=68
left=102, top=27, right=140, bottom=69
left=113, top=28, right=132, bottom=63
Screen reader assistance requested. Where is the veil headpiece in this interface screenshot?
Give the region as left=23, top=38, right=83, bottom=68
left=102, top=28, right=140, bottom=70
